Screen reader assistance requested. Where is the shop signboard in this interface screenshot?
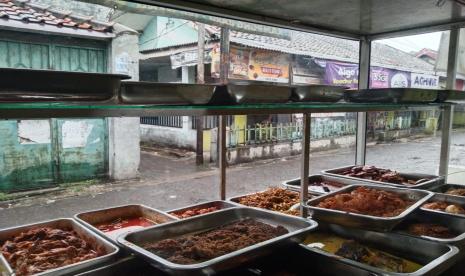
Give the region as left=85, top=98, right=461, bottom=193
left=324, top=61, right=359, bottom=88
left=410, top=73, right=440, bottom=89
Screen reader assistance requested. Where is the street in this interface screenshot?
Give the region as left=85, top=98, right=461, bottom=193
left=0, top=131, right=464, bottom=228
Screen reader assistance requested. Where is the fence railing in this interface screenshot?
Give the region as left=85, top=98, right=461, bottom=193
left=140, top=116, right=183, bottom=128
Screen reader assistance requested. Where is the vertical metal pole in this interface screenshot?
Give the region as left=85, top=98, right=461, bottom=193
left=356, top=37, right=371, bottom=165
left=196, top=23, right=205, bottom=165
left=219, top=115, right=227, bottom=200
left=439, top=27, right=460, bottom=180
left=300, top=113, right=311, bottom=218
left=220, top=28, right=230, bottom=84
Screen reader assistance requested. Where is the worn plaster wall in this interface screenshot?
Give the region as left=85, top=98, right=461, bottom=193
left=108, top=24, right=141, bottom=180
left=140, top=117, right=197, bottom=150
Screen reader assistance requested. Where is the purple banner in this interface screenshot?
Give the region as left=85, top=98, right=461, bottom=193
left=324, top=62, right=359, bottom=88
left=371, top=66, right=410, bottom=88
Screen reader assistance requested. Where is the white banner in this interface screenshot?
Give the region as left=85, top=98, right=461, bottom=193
left=410, top=73, right=440, bottom=89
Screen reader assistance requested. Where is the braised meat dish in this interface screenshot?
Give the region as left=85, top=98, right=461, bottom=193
left=235, top=188, right=300, bottom=215
left=406, top=223, right=456, bottom=239
left=445, top=188, right=465, bottom=197
left=143, top=219, right=288, bottom=264
left=339, top=166, right=429, bottom=186
left=1, top=227, right=104, bottom=276
left=316, top=187, right=414, bottom=217
left=171, top=206, right=221, bottom=219
left=422, top=201, right=465, bottom=215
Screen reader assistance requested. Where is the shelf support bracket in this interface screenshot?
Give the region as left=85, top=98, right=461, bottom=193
left=355, top=37, right=371, bottom=165
left=300, top=113, right=311, bottom=218
left=219, top=114, right=227, bottom=200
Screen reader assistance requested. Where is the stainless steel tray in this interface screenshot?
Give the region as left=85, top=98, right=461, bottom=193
left=437, top=90, right=465, bottom=103
left=344, top=88, right=438, bottom=103
left=323, top=165, right=444, bottom=190
left=305, top=184, right=433, bottom=230
left=75, top=256, right=162, bottom=276
left=394, top=209, right=465, bottom=248
left=216, top=84, right=292, bottom=104
left=420, top=193, right=465, bottom=219
left=75, top=204, right=176, bottom=243
left=0, top=218, right=119, bottom=276
left=0, top=254, right=12, bottom=276
left=228, top=189, right=300, bottom=214
left=119, top=82, right=217, bottom=105
left=117, top=207, right=317, bottom=275
left=167, top=200, right=239, bottom=219
left=430, top=183, right=465, bottom=199
left=291, top=85, right=347, bottom=102
left=0, top=68, right=128, bottom=102
left=282, top=174, right=360, bottom=195
left=300, top=223, right=459, bottom=276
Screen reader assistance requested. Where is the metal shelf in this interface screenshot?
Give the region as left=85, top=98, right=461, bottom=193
left=0, top=102, right=451, bottom=118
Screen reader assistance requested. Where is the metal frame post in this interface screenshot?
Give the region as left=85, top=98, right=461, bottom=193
left=356, top=37, right=371, bottom=165
left=439, top=27, right=460, bottom=179
left=300, top=113, right=311, bottom=217
left=220, top=27, right=230, bottom=84
left=219, top=115, right=227, bottom=200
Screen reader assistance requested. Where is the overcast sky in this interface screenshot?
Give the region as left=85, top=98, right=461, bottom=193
left=377, top=32, right=443, bottom=53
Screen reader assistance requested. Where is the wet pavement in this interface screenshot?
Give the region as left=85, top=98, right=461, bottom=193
left=0, top=131, right=464, bottom=228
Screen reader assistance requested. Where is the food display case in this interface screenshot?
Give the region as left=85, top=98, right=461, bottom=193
left=1, top=0, right=465, bottom=275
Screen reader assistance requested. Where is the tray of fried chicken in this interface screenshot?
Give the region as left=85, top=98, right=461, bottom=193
left=323, top=165, right=443, bottom=189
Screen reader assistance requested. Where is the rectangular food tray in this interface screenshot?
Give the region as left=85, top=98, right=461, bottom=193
left=429, top=184, right=465, bottom=199
left=300, top=223, right=459, bottom=276
left=167, top=200, right=239, bottom=219
left=117, top=207, right=317, bottom=275
left=305, top=184, right=433, bottom=230
left=291, top=85, right=347, bottom=102
left=394, top=209, right=465, bottom=248
left=228, top=189, right=300, bottom=214
left=344, top=88, right=438, bottom=103
left=282, top=174, right=361, bottom=195
left=0, top=68, right=128, bottom=102
left=75, top=204, right=176, bottom=243
left=437, top=90, right=465, bottom=103
left=0, top=218, right=119, bottom=276
left=420, top=193, right=465, bottom=219
left=119, top=82, right=217, bottom=105
left=322, top=165, right=444, bottom=190
left=214, top=83, right=292, bottom=104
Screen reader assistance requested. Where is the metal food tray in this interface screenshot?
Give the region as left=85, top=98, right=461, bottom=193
left=167, top=200, right=239, bottom=219
left=323, top=165, right=444, bottom=190
left=420, top=193, right=465, bottom=219
left=0, top=254, right=12, bottom=276
left=344, top=88, right=438, bottom=103
left=300, top=223, right=459, bottom=276
left=430, top=183, right=465, bottom=199
left=75, top=204, right=177, bottom=243
left=0, top=218, right=119, bottom=276
left=282, top=174, right=361, bottom=195
left=228, top=189, right=300, bottom=214
left=0, top=68, right=128, bottom=102
left=119, top=82, right=217, bottom=105
left=394, top=209, right=465, bottom=248
left=291, top=85, right=348, bottom=102
left=215, top=84, right=292, bottom=104
left=117, top=207, right=317, bottom=275
left=305, top=184, right=433, bottom=230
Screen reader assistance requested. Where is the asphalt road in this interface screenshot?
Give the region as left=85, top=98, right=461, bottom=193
left=0, top=131, right=464, bottom=228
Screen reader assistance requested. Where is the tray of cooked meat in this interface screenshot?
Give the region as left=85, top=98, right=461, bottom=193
left=117, top=207, right=317, bottom=275
left=0, top=218, right=119, bottom=276
left=119, top=82, right=218, bottom=105
left=167, top=200, right=238, bottom=219
left=305, top=185, right=433, bottom=230
left=430, top=184, right=465, bottom=198
left=290, top=85, right=348, bottom=102
left=282, top=174, right=360, bottom=195
left=323, top=165, right=443, bottom=189
left=0, top=68, right=129, bottom=102
left=228, top=188, right=302, bottom=216
left=394, top=209, right=465, bottom=248
left=75, top=204, right=176, bottom=243
left=344, top=88, right=438, bottom=103
left=301, top=223, right=459, bottom=276
left=421, top=193, right=465, bottom=218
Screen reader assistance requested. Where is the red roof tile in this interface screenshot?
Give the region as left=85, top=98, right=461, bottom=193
left=0, top=0, right=113, bottom=33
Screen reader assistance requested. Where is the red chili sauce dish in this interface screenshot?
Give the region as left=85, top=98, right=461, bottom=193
left=95, top=217, right=155, bottom=239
